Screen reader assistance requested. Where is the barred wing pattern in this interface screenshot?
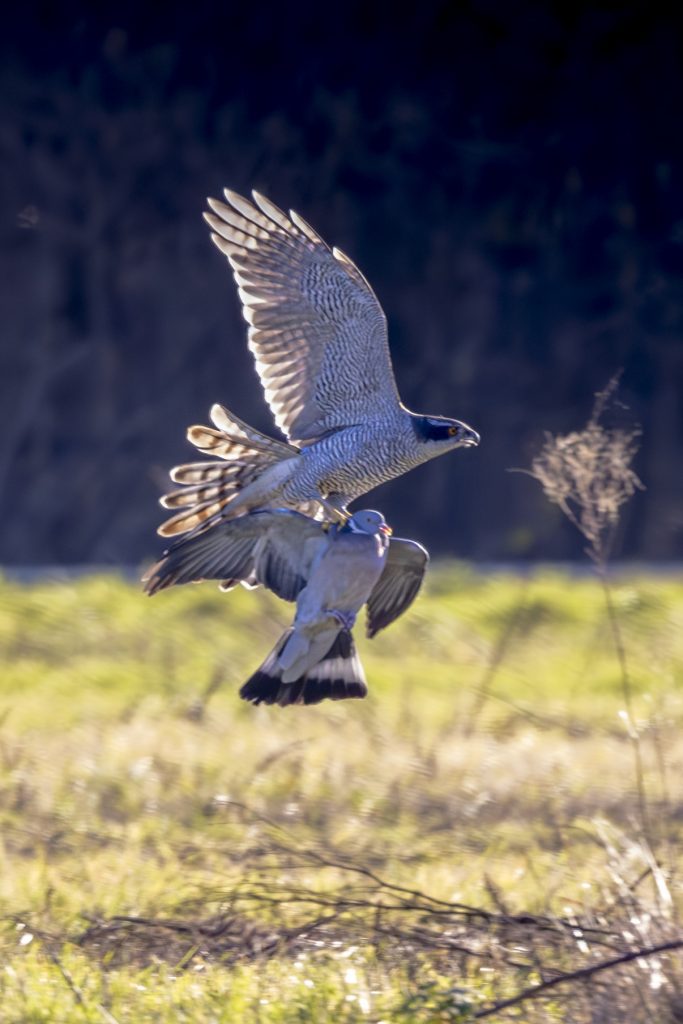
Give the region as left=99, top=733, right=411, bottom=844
left=143, top=510, right=326, bottom=599
left=366, top=538, right=429, bottom=638
left=204, top=190, right=401, bottom=444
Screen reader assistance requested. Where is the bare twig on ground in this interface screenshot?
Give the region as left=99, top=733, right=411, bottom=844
left=13, top=805, right=682, bottom=1020
left=472, top=938, right=683, bottom=1019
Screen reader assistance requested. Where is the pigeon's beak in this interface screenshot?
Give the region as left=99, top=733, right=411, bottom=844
left=379, top=524, right=393, bottom=536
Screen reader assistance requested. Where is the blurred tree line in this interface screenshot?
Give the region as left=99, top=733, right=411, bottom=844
left=2, top=2, right=682, bottom=563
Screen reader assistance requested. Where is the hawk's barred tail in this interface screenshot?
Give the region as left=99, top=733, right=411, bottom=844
left=158, top=403, right=299, bottom=538
left=240, top=629, right=368, bottom=707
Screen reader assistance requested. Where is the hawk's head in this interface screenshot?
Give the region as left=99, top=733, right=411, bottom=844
left=412, top=414, right=480, bottom=449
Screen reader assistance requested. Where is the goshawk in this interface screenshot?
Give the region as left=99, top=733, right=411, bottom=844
left=158, top=190, right=480, bottom=538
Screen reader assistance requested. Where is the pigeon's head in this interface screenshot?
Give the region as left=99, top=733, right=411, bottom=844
left=411, top=414, right=480, bottom=450
left=345, top=509, right=393, bottom=537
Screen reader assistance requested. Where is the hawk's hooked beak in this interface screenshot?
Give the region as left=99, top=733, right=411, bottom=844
left=459, top=425, right=480, bottom=447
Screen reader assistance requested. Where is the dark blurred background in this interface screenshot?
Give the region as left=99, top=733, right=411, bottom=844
left=2, top=1, right=682, bottom=564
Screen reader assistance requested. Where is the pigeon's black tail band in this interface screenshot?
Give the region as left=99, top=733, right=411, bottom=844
left=240, top=629, right=367, bottom=707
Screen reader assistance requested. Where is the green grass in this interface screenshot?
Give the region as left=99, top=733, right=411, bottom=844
left=1, top=566, right=683, bottom=1022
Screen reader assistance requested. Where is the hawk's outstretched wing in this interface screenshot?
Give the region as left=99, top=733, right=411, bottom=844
left=366, top=537, right=429, bottom=638
left=204, top=190, right=401, bottom=445
left=143, top=509, right=326, bottom=600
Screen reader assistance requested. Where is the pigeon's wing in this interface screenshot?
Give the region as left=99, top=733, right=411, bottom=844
left=365, top=538, right=429, bottom=638
left=204, top=189, right=401, bottom=444
left=143, top=510, right=326, bottom=601
left=142, top=518, right=259, bottom=596
left=250, top=512, right=328, bottom=601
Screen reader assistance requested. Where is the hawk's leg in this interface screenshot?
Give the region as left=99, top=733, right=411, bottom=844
left=319, top=494, right=350, bottom=524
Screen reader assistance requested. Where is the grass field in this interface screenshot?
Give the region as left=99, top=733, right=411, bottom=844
left=1, top=566, right=683, bottom=1022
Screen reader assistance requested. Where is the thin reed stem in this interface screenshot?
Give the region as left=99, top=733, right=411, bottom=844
left=597, top=565, right=650, bottom=839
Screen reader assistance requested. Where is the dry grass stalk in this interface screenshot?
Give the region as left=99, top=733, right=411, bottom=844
left=526, top=374, right=643, bottom=566
left=525, top=375, right=653, bottom=837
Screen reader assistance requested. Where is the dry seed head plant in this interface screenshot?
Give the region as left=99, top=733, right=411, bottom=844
left=525, top=375, right=650, bottom=833
left=525, top=375, right=643, bottom=565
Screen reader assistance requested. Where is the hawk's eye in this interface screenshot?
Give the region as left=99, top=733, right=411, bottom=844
left=448, top=425, right=458, bottom=437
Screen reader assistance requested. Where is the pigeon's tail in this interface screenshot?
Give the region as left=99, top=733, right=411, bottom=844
left=240, top=629, right=368, bottom=707
left=158, top=404, right=301, bottom=538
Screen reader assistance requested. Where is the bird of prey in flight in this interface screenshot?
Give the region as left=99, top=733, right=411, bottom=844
left=158, top=189, right=479, bottom=538
left=143, top=508, right=428, bottom=706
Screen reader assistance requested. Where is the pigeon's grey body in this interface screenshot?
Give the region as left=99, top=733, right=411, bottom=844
left=143, top=508, right=428, bottom=706
left=268, top=511, right=390, bottom=688
left=158, top=189, right=479, bottom=538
